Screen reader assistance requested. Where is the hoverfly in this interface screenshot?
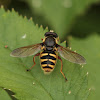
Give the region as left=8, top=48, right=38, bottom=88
left=10, top=31, right=86, bottom=81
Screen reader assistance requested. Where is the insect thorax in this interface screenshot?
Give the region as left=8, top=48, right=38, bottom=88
left=44, top=36, right=56, bottom=50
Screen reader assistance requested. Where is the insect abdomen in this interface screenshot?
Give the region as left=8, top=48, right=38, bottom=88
left=40, top=50, right=57, bottom=73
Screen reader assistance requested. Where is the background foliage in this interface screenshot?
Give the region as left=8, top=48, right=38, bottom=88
left=0, top=0, right=100, bottom=100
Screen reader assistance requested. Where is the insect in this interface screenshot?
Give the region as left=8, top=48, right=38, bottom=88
left=10, top=31, right=86, bottom=81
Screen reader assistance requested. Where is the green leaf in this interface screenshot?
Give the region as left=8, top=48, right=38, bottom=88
left=26, top=0, right=99, bottom=40
left=70, top=34, right=100, bottom=100
left=0, top=88, right=12, bottom=100
left=0, top=7, right=89, bottom=100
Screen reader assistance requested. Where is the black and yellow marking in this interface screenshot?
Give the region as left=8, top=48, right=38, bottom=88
left=40, top=50, right=57, bottom=72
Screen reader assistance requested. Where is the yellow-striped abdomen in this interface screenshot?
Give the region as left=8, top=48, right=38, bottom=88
left=40, top=50, right=57, bottom=73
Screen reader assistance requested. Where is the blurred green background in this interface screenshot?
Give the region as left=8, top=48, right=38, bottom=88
left=0, top=0, right=100, bottom=100
left=1, top=0, right=100, bottom=40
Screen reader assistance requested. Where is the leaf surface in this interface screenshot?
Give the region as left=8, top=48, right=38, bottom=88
left=0, top=7, right=89, bottom=100
left=70, top=34, right=100, bottom=100
left=0, top=88, right=12, bottom=100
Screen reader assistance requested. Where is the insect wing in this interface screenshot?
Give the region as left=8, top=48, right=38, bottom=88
left=57, top=45, right=86, bottom=64
left=10, top=43, right=41, bottom=57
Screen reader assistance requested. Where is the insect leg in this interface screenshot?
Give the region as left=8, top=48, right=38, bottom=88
left=58, top=56, right=68, bottom=81
left=27, top=53, right=40, bottom=71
